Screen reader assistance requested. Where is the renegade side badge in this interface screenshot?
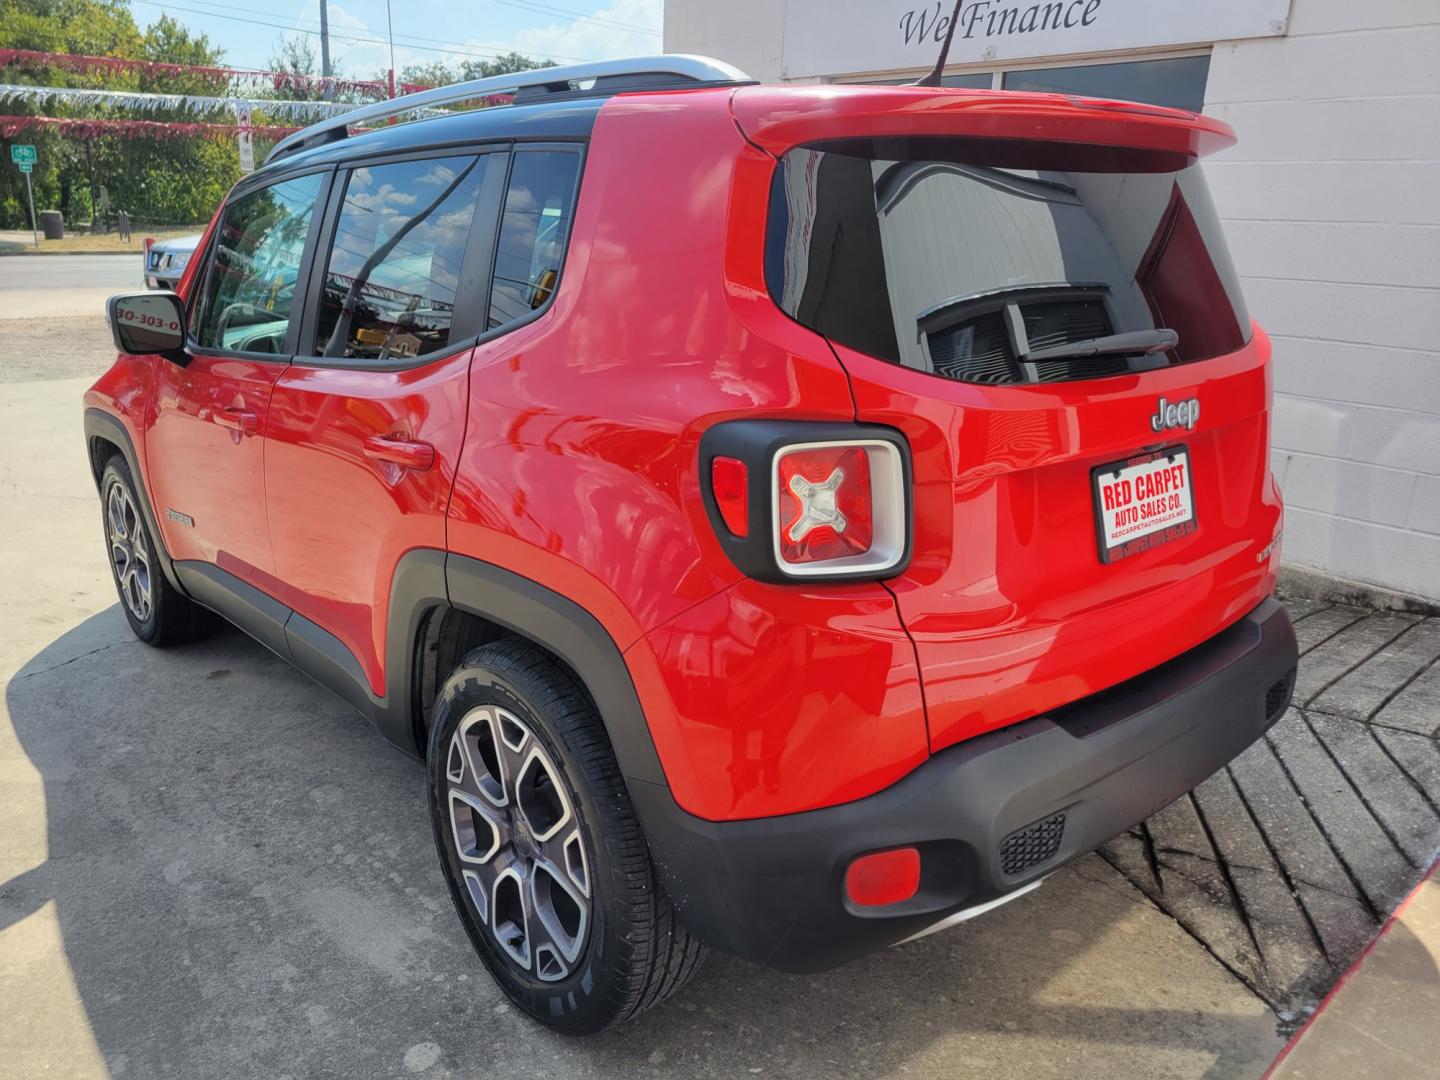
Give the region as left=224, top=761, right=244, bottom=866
left=165, top=508, right=195, bottom=528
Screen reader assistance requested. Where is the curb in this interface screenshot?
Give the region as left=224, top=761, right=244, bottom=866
left=0, top=249, right=142, bottom=257
left=1278, top=564, right=1440, bottom=617
left=1261, top=857, right=1440, bottom=1078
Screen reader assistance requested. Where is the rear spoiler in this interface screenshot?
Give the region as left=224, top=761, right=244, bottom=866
left=729, top=84, right=1236, bottom=160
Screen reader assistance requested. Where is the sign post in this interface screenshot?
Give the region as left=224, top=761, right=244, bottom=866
left=10, top=144, right=39, bottom=248
left=235, top=104, right=254, bottom=174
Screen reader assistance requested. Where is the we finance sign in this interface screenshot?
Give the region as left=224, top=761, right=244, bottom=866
left=781, top=0, right=1291, bottom=78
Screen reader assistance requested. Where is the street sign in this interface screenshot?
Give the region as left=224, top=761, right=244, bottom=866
left=13, top=146, right=39, bottom=248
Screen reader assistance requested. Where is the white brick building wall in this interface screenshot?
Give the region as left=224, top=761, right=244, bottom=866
left=1202, top=1, right=1440, bottom=601
left=665, top=0, right=1440, bottom=600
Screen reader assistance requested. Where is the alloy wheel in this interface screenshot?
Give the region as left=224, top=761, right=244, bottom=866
left=106, top=482, right=153, bottom=623
left=446, top=706, right=591, bottom=982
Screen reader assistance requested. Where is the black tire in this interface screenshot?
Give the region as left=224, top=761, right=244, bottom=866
left=99, top=455, right=216, bottom=646
left=427, top=638, right=706, bottom=1033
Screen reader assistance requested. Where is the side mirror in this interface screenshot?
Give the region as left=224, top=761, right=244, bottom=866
left=107, top=292, right=187, bottom=358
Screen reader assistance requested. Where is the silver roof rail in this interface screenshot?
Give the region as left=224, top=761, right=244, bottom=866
left=263, top=54, right=753, bottom=166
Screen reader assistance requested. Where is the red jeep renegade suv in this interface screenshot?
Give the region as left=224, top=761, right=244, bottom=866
left=89, top=55, right=1298, bottom=1032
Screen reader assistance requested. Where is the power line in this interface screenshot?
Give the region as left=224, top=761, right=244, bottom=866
left=132, top=0, right=597, bottom=64
left=489, top=0, right=662, bottom=35
left=153, top=0, right=608, bottom=62
left=146, top=0, right=596, bottom=63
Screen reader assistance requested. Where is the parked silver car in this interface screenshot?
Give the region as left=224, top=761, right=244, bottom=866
left=143, top=234, right=203, bottom=289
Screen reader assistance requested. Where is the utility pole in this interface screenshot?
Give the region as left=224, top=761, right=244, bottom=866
left=386, top=0, right=397, bottom=97
left=319, top=0, right=333, bottom=99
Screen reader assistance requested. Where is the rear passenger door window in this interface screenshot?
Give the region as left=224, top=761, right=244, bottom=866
left=313, top=154, right=493, bottom=361
left=487, top=150, right=582, bottom=331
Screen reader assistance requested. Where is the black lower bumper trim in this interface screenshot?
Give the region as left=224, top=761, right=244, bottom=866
left=630, top=598, right=1298, bottom=972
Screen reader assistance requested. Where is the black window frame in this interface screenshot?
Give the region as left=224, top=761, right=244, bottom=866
left=183, top=164, right=336, bottom=365
left=288, top=139, right=587, bottom=374
left=291, top=144, right=512, bottom=372
left=476, top=142, right=586, bottom=346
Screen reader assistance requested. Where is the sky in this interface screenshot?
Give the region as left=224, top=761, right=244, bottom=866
left=128, top=0, right=665, bottom=78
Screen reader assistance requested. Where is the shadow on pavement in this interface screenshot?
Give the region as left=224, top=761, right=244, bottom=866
left=2, top=609, right=1284, bottom=1079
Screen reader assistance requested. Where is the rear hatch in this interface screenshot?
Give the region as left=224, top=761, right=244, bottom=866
left=739, top=86, right=1283, bottom=751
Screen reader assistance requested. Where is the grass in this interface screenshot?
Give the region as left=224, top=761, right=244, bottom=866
left=0, top=226, right=202, bottom=255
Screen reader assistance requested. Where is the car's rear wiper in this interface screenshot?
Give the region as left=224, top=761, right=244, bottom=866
left=1021, top=328, right=1178, bottom=363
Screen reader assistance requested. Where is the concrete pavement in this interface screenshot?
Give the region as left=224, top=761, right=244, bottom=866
left=1268, top=862, right=1440, bottom=1078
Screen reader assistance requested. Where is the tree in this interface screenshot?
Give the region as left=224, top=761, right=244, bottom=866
left=261, top=34, right=370, bottom=102
left=142, top=14, right=222, bottom=66
left=400, top=60, right=456, bottom=89
left=459, top=52, right=555, bottom=81
left=0, top=0, right=142, bottom=57
left=268, top=35, right=323, bottom=79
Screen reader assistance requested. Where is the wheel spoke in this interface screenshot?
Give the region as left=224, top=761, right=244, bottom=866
left=558, top=826, right=590, bottom=898
left=454, top=708, right=509, bottom=807
left=491, top=863, right=531, bottom=970
left=106, top=487, right=128, bottom=543
left=531, top=856, right=587, bottom=969
left=514, top=744, right=572, bottom=843
left=449, top=787, right=503, bottom=865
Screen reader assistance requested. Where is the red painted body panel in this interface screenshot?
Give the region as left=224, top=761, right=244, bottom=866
left=627, top=579, right=928, bottom=820
left=265, top=352, right=472, bottom=696
left=147, top=355, right=283, bottom=579
left=836, top=330, right=1281, bottom=754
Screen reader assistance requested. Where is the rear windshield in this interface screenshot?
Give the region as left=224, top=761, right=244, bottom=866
left=765, top=140, right=1250, bottom=385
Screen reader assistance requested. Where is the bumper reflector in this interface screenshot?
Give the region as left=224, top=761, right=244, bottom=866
left=845, top=847, right=921, bottom=907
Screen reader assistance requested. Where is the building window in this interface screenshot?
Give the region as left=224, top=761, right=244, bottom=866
left=1001, top=55, right=1210, bottom=113
left=859, top=72, right=993, bottom=88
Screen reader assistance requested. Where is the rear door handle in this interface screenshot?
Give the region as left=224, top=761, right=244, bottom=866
left=200, top=405, right=260, bottom=437
left=363, top=435, right=435, bottom=472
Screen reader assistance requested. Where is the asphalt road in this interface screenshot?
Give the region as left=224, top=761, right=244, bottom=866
left=0, top=307, right=1291, bottom=1079
left=0, top=254, right=137, bottom=320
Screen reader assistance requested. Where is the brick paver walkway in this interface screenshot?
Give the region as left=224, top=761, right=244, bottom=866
left=1103, top=598, right=1440, bottom=1023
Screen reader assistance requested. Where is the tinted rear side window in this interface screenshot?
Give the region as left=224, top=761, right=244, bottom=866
left=314, top=155, right=490, bottom=361
left=765, top=141, right=1250, bottom=385
left=488, top=150, right=581, bottom=331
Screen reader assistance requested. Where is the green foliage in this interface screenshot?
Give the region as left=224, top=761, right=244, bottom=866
left=89, top=134, right=240, bottom=225
left=400, top=51, right=556, bottom=89
left=0, top=0, right=240, bottom=227
left=461, top=52, right=555, bottom=81
left=0, top=0, right=143, bottom=57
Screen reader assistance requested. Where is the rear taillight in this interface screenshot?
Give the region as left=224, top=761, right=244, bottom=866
left=776, top=444, right=872, bottom=563
left=700, top=423, right=911, bottom=583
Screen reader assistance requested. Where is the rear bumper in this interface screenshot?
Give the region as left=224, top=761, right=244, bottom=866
left=631, top=597, right=1297, bottom=972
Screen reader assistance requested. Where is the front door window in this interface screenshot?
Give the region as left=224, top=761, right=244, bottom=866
left=193, top=173, right=324, bottom=355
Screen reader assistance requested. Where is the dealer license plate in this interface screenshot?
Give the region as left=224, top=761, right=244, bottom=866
left=1092, top=446, right=1196, bottom=563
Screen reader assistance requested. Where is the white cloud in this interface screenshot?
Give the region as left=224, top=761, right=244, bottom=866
left=499, top=0, right=663, bottom=64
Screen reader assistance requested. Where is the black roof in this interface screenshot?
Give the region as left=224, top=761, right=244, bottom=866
left=255, top=96, right=608, bottom=179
